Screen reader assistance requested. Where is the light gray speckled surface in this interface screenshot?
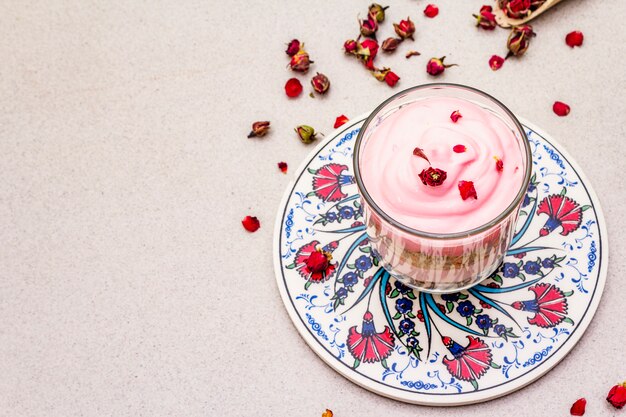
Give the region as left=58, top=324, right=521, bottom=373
left=1, top=1, right=625, bottom=416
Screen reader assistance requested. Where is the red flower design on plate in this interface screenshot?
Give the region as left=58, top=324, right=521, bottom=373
left=536, top=192, right=585, bottom=236
left=347, top=311, right=395, bottom=368
left=309, top=163, right=355, bottom=202
left=512, top=283, right=570, bottom=328
left=289, top=240, right=336, bottom=287
left=442, top=335, right=496, bottom=390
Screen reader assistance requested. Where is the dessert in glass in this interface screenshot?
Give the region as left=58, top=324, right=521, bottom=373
left=354, top=83, right=531, bottom=293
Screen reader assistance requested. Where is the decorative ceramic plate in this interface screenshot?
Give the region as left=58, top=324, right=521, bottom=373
left=273, top=115, right=607, bottom=406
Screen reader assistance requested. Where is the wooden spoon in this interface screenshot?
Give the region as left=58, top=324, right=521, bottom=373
left=494, top=0, right=566, bottom=28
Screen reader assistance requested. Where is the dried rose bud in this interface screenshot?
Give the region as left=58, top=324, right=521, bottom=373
left=247, top=121, right=271, bottom=138
left=334, top=115, right=349, bottom=128
left=394, top=17, right=415, bottom=40
left=360, top=16, right=378, bottom=38
left=426, top=56, right=457, bottom=76
left=553, top=101, right=570, bottom=117
left=289, top=49, right=313, bottom=72
left=506, top=25, right=536, bottom=58
left=295, top=125, right=318, bottom=144
left=570, top=398, right=586, bottom=416
left=474, top=5, right=497, bottom=30
left=242, top=215, right=260, bottom=232
left=607, top=382, right=626, bottom=409
left=278, top=162, right=288, bottom=174
left=285, top=39, right=301, bottom=56
left=368, top=3, right=388, bottom=23
left=565, top=30, right=584, bottom=47
left=311, top=72, right=330, bottom=94
left=384, top=71, right=400, bottom=87
left=502, top=0, right=532, bottom=19
left=381, top=37, right=402, bottom=53
left=306, top=249, right=332, bottom=273
left=285, top=78, right=303, bottom=98
left=424, top=4, right=439, bottom=18
left=344, top=39, right=358, bottom=54
left=450, top=110, right=462, bottom=123
left=419, top=167, right=447, bottom=186
left=489, top=55, right=505, bottom=70
left=405, top=50, right=421, bottom=58
left=458, top=180, right=478, bottom=200
left=358, top=39, right=379, bottom=60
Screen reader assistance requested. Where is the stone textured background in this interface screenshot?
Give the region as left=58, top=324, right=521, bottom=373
left=1, top=0, right=624, bottom=415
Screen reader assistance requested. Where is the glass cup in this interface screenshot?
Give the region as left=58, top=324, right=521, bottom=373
left=353, top=83, right=531, bottom=293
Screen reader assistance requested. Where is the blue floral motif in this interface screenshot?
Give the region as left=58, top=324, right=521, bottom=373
left=457, top=301, right=475, bottom=317
left=355, top=255, right=372, bottom=271
left=541, top=258, right=554, bottom=269
left=587, top=241, right=597, bottom=273
left=342, top=272, right=359, bottom=287
left=326, top=212, right=337, bottom=222
left=395, top=298, right=414, bottom=314
left=399, top=319, right=415, bottom=334
left=502, top=262, right=520, bottom=278
left=338, top=206, right=354, bottom=219
left=394, top=280, right=411, bottom=294
left=476, top=314, right=493, bottom=330
left=442, top=292, right=460, bottom=302
left=523, top=261, right=541, bottom=275
left=494, top=324, right=507, bottom=337
left=336, top=287, right=348, bottom=299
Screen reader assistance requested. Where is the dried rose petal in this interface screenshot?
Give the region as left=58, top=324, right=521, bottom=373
left=368, top=3, right=388, bottom=23
left=607, top=383, right=626, bottom=409
left=321, top=409, right=334, bottom=417
left=458, top=180, right=478, bottom=200
left=419, top=167, right=447, bottom=186
left=278, top=162, right=288, bottom=174
left=489, top=55, right=505, bottom=70
left=394, top=17, right=415, bottom=40
left=381, top=37, right=402, bottom=53
left=344, top=39, right=358, bottom=54
left=553, top=101, right=570, bottom=117
left=360, top=16, right=378, bottom=38
left=481, top=5, right=493, bottom=13
left=384, top=71, right=400, bottom=87
left=285, top=78, right=303, bottom=98
left=426, top=56, right=457, bottom=76
left=494, top=156, right=504, bottom=172
left=570, top=398, right=586, bottom=416
left=295, top=125, right=318, bottom=144
left=424, top=4, right=439, bottom=18
left=450, top=110, right=462, bottom=123
left=506, top=25, right=536, bottom=58
left=364, top=57, right=376, bottom=70
left=565, top=30, right=584, bottom=47
left=334, top=115, right=349, bottom=128
left=502, top=0, right=532, bottom=19
left=285, top=39, right=301, bottom=56
left=242, top=216, right=260, bottom=232
left=453, top=144, right=466, bottom=153
left=359, top=39, right=379, bottom=59
left=311, top=73, right=330, bottom=94
left=306, top=250, right=331, bottom=273
left=289, top=49, right=313, bottom=73
left=405, top=50, right=421, bottom=58
left=413, top=147, right=430, bottom=164
left=247, top=121, right=271, bottom=138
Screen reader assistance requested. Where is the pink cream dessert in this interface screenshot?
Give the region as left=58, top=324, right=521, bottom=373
left=360, top=96, right=524, bottom=234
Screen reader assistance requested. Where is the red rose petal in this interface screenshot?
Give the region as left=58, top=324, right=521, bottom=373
left=424, top=4, right=439, bottom=18
left=458, top=181, right=478, bottom=200
left=242, top=216, right=260, bottom=232
left=489, top=55, right=505, bottom=71
left=607, top=384, right=626, bottom=409
left=450, top=110, right=462, bottom=123
left=495, top=157, right=504, bottom=172
left=570, top=398, right=586, bottom=416
left=278, top=162, right=288, bottom=174
left=384, top=71, right=400, bottom=87
left=480, top=5, right=492, bottom=13
left=453, top=144, right=466, bottom=153
left=565, top=30, right=584, bottom=48
left=553, top=101, right=571, bottom=117
left=334, top=115, right=349, bottom=128
left=413, top=147, right=430, bottom=163
left=285, top=78, right=303, bottom=98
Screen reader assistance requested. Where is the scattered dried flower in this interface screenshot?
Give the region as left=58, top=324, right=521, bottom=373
left=334, top=115, right=349, bottom=128
left=285, top=39, right=301, bottom=56
left=424, top=4, right=439, bottom=18
left=494, top=156, right=504, bottom=172
left=394, top=17, right=415, bottom=40
left=285, top=78, right=303, bottom=98
left=607, top=382, right=626, bottom=409
left=506, top=25, right=536, bottom=58
left=458, top=180, right=478, bottom=200
left=405, top=50, right=421, bottom=58
left=311, top=73, right=330, bottom=94
left=570, top=398, right=586, bottom=416
left=360, top=16, right=378, bottom=38
left=321, top=409, right=334, bottom=417
left=344, top=39, right=358, bottom=54
left=384, top=71, right=400, bottom=87
left=450, top=110, right=462, bottom=123
left=277, top=162, right=288, bottom=174
left=382, top=37, right=402, bottom=53
left=419, top=167, right=447, bottom=186
left=500, top=0, right=532, bottom=19
left=489, top=55, right=505, bottom=70
left=426, top=56, right=457, bottom=76
left=553, top=101, right=570, bottom=117
left=359, top=39, right=380, bottom=60
left=368, top=3, right=388, bottom=23
left=242, top=216, right=260, bottom=232
left=295, top=125, right=318, bottom=144
left=247, top=121, right=271, bottom=138
left=289, top=48, right=313, bottom=72
left=474, top=5, right=497, bottom=30
left=565, top=30, right=584, bottom=47
left=453, top=144, right=466, bottom=153
left=413, top=147, right=430, bottom=164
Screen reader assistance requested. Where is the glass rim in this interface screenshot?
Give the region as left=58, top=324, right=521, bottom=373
left=353, top=82, right=532, bottom=240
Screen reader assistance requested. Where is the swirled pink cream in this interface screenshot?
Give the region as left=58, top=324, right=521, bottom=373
left=360, top=96, right=524, bottom=234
